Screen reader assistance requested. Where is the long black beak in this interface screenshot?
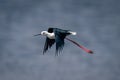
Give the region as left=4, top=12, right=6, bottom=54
left=33, top=33, right=41, bottom=36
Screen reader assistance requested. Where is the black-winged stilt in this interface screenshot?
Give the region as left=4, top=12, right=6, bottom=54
left=34, top=28, right=93, bottom=55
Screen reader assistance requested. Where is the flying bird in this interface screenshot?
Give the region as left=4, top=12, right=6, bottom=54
left=34, top=28, right=93, bottom=55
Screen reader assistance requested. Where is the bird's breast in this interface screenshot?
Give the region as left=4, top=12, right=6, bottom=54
left=47, top=33, right=55, bottom=39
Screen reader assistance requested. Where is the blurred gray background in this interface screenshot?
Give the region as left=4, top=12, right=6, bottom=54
left=0, top=0, right=120, bottom=80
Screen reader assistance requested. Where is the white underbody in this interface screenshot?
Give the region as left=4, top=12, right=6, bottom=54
left=47, top=33, right=55, bottom=39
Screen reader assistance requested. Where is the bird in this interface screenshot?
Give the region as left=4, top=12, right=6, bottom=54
left=34, top=28, right=93, bottom=55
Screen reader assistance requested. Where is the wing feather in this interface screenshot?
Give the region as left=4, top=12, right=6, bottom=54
left=54, top=29, right=68, bottom=55
left=43, top=28, right=55, bottom=54
left=55, top=35, right=64, bottom=55
left=43, top=38, right=55, bottom=54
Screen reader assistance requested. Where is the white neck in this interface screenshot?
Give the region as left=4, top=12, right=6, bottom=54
left=46, top=32, right=55, bottom=39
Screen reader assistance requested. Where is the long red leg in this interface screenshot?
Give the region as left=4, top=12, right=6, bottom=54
left=65, top=37, right=93, bottom=54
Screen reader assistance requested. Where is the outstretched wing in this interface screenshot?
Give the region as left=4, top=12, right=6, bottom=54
left=43, top=38, right=55, bottom=54
left=54, top=29, right=68, bottom=55
left=55, top=35, right=64, bottom=55
left=43, top=28, right=55, bottom=54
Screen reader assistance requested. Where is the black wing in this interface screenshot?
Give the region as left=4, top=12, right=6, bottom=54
left=54, top=28, right=69, bottom=55
left=43, top=28, right=55, bottom=54
left=43, top=38, right=55, bottom=54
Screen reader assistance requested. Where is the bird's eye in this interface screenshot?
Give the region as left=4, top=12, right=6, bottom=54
left=42, top=32, right=46, bottom=35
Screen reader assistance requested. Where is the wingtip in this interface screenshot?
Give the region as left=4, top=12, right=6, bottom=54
left=43, top=51, right=46, bottom=55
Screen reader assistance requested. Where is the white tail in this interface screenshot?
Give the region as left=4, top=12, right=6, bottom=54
left=69, top=31, right=77, bottom=35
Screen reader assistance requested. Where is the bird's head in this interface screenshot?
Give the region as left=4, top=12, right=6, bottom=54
left=34, top=31, right=48, bottom=36
left=41, top=31, right=48, bottom=36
